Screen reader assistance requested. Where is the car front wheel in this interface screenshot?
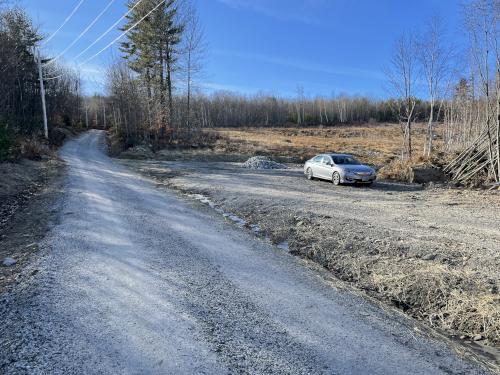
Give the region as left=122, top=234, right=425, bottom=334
left=306, top=168, right=314, bottom=180
left=332, top=172, right=341, bottom=186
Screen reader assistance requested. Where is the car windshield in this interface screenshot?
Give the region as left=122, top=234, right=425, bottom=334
left=331, top=155, right=361, bottom=165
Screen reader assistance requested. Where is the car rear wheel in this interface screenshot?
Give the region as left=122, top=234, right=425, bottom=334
left=332, top=172, right=341, bottom=186
left=306, top=168, right=314, bottom=180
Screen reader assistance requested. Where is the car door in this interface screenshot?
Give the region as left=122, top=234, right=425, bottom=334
left=319, top=155, right=335, bottom=180
left=310, top=155, right=324, bottom=179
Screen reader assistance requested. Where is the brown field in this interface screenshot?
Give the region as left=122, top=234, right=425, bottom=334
left=207, top=123, right=443, bottom=167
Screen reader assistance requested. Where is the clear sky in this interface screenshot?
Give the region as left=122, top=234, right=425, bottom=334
left=21, top=0, right=466, bottom=98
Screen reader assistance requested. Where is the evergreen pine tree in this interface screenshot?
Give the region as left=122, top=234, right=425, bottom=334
left=120, top=0, right=184, bottom=132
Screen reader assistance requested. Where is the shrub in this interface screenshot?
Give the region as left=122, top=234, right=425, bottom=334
left=18, top=137, right=50, bottom=160
left=378, top=159, right=414, bottom=182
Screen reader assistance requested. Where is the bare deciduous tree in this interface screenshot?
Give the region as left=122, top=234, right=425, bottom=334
left=386, top=32, right=418, bottom=159
left=417, top=15, right=451, bottom=157
left=180, top=0, right=206, bottom=131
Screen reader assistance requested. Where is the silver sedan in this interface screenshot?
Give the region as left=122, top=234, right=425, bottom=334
left=304, top=153, right=376, bottom=185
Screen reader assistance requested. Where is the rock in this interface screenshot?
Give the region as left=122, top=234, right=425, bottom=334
left=473, top=334, right=484, bottom=341
left=421, top=253, right=437, bottom=261
left=2, top=257, right=17, bottom=267
left=242, top=156, right=288, bottom=170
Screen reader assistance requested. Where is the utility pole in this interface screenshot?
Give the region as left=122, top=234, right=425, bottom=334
left=85, top=102, right=89, bottom=128
left=36, top=48, right=49, bottom=139
left=101, top=96, right=106, bottom=129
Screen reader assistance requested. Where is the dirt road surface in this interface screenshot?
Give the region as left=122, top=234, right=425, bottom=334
left=0, top=130, right=493, bottom=374
left=120, top=155, right=500, bottom=352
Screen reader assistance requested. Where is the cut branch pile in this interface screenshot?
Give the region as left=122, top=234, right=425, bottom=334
left=444, top=123, right=499, bottom=185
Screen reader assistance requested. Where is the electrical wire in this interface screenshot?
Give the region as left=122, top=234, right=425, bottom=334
left=45, top=0, right=116, bottom=66
left=43, top=0, right=86, bottom=46
left=74, top=0, right=146, bottom=61
left=79, top=0, right=166, bottom=66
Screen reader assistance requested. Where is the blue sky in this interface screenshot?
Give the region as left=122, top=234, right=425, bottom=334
left=22, top=0, right=466, bottom=98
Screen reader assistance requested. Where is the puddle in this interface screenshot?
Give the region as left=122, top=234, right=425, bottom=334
left=187, top=193, right=216, bottom=208
left=249, top=224, right=261, bottom=233
left=277, top=241, right=289, bottom=252
left=223, top=213, right=246, bottom=227
left=186, top=193, right=246, bottom=227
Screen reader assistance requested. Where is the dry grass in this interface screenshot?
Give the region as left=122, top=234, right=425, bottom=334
left=372, top=264, right=500, bottom=343
left=207, top=123, right=443, bottom=167
left=378, top=159, right=415, bottom=182
left=287, top=217, right=500, bottom=346
left=17, top=137, right=52, bottom=160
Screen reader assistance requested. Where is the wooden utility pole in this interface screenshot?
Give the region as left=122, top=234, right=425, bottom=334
left=36, top=48, right=49, bottom=139
left=85, top=102, right=89, bottom=128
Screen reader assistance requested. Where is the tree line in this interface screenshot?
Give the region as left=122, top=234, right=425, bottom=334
left=185, top=93, right=437, bottom=128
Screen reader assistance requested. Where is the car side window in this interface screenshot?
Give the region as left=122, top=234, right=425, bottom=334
left=313, top=155, right=322, bottom=163
left=323, top=156, right=333, bottom=165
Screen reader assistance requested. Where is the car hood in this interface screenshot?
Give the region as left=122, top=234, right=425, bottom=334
left=340, top=164, right=374, bottom=173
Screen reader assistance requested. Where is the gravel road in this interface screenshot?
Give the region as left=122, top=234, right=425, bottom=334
left=0, top=130, right=493, bottom=374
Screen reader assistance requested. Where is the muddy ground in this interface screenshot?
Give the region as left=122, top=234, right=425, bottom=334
left=118, top=158, right=500, bottom=363
left=0, top=158, right=65, bottom=294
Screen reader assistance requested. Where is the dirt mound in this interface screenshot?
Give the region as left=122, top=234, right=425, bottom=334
left=242, top=156, right=288, bottom=170
left=412, top=166, right=447, bottom=184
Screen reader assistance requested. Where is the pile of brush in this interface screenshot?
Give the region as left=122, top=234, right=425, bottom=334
left=444, top=124, right=500, bottom=186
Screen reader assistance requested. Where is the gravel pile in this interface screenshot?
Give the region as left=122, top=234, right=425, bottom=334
left=242, top=156, right=288, bottom=170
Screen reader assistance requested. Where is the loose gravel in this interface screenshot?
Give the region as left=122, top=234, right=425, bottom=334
left=0, top=131, right=494, bottom=374
left=242, top=156, right=288, bottom=170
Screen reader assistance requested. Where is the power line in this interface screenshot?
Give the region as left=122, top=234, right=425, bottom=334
left=79, top=0, right=166, bottom=66
left=45, top=0, right=116, bottom=66
left=74, top=0, right=146, bottom=61
left=43, top=0, right=86, bottom=46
